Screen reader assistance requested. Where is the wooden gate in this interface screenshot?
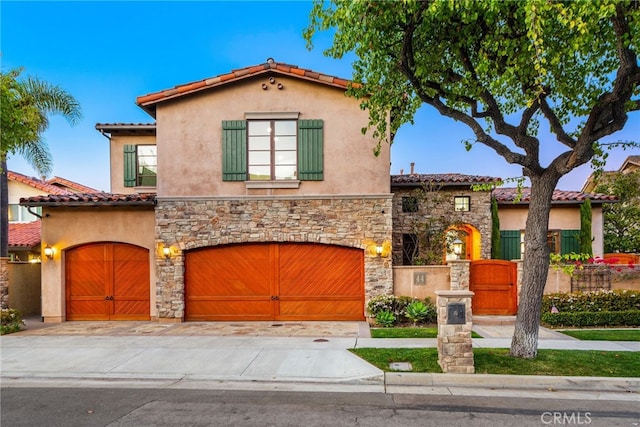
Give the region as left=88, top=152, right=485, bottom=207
left=469, top=260, right=517, bottom=315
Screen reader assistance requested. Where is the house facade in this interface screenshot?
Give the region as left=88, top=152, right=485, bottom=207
left=390, top=172, right=499, bottom=265
left=22, top=60, right=393, bottom=323
left=493, top=187, right=616, bottom=260
left=17, top=60, right=620, bottom=323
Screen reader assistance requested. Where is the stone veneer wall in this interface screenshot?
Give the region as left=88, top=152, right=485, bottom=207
left=155, top=196, right=393, bottom=319
left=391, top=188, right=493, bottom=265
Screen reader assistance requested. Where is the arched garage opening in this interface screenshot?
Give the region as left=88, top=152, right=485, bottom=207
left=184, top=243, right=364, bottom=321
left=65, top=242, right=150, bottom=320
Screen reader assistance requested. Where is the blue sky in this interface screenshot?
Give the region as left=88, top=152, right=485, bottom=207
left=2, top=1, right=638, bottom=192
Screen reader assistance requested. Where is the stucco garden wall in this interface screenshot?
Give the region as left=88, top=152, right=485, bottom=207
left=155, top=195, right=393, bottom=320
left=8, top=262, right=41, bottom=316
left=392, top=266, right=451, bottom=301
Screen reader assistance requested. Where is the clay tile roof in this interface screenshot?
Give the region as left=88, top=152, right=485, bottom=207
left=493, top=187, right=618, bottom=204
left=20, top=192, right=157, bottom=207
left=136, top=58, right=358, bottom=117
left=8, top=221, right=41, bottom=248
left=46, top=176, right=100, bottom=194
left=8, top=171, right=71, bottom=195
left=391, top=173, right=502, bottom=186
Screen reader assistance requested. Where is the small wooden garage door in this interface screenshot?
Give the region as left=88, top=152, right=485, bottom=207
left=185, top=243, right=364, bottom=321
left=66, top=243, right=150, bottom=320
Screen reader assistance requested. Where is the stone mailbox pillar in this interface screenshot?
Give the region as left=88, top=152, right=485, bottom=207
left=435, top=289, right=474, bottom=374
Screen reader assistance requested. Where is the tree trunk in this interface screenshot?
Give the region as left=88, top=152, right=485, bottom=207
left=1, top=155, right=8, bottom=258
left=510, top=172, right=560, bottom=358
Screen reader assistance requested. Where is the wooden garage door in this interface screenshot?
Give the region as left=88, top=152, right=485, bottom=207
left=185, top=243, right=364, bottom=321
left=66, top=243, right=150, bottom=320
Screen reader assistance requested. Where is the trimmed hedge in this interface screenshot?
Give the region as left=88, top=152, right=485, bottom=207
left=542, top=310, right=640, bottom=327
left=542, top=289, right=640, bottom=313
left=541, top=290, right=640, bottom=327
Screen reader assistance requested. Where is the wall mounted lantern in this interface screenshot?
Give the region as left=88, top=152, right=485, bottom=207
left=44, top=245, right=55, bottom=260
left=162, top=246, right=172, bottom=259
left=452, top=239, right=463, bottom=259
left=365, top=240, right=391, bottom=258
left=375, top=245, right=383, bottom=257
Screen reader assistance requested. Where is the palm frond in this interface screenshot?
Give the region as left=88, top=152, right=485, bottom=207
left=16, top=138, right=53, bottom=176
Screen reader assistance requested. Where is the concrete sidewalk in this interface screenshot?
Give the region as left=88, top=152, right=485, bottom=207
left=1, top=321, right=639, bottom=400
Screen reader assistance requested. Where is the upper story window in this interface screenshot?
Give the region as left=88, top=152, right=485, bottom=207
left=124, top=144, right=157, bottom=187
left=248, top=120, right=297, bottom=180
left=222, top=117, right=323, bottom=184
left=402, top=196, right=419, bottom=213
left=8, top=204, right=41, bottom=222
left=454, top=196, right=470, bottom=212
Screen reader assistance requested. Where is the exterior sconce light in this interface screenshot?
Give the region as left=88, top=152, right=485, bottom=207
left=452, top=239, right=463, bottom=259
left=163, top=246, right=172, bottom=259
left=44, top=245, right=54, bottom=260
left=375, top=245, right=383, bottom=257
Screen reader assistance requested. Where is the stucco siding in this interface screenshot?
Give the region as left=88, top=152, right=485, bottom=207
left=154, top=76, right=390, bottom=197
left=40, top=207, right=156, bottom=321
left=109, top=134, right=157, bottom=194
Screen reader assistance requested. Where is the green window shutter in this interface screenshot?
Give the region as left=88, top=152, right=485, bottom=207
left=298, top=119, right=323, bottom=181
left=561, top=230, right=581, bottom=254
left=222, top=120, right=247, bottom=181
left=500, top=230, right=521, bottom=260
left=123, top=145, right=137, bottom=187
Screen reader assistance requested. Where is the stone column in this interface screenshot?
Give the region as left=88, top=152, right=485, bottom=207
left=514, top=260, right=523, bottom=298
left=435, top=289, right=474, bottom=374
left=447, top=260, right=471, bottom=290
left=0, top=257, right=9, bottom=310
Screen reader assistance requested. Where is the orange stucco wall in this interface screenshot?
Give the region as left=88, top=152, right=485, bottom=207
left=153, top=75, right=390, bottom=197
left=39, top=207, right=156, bottom=322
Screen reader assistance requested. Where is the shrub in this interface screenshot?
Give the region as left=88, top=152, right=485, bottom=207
left=1, top=308, right=25, bottom=335
left=541, top=310, right=640, bottom=327
left=375, top=310, right=396, bottom=327
left=367, top=295, right=436, bottom=324
left=405, top=301, right=429, bottom=325
left=542, top=289, right=640, bottom=313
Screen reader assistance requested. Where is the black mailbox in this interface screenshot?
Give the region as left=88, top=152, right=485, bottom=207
left=447, top=303, right=466, bottom=324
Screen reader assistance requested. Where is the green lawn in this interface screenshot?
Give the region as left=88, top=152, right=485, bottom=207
left=370, top=327, right=482, bottom=339
left=558, top=329, right=640, bottom=341
left=350, top=347, right=640, bottom=377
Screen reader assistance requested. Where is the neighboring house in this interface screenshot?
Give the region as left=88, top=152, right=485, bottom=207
left=493, top=187, right=617, bottom=260
left=22, top=59, right=393, bottom=323
left=581, top=155, right=640, bottom=192
left=7, top=171, right=99, bottom=262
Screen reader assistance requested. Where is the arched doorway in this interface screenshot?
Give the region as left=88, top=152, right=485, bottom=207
left=445, top=224, right=481, bottom=261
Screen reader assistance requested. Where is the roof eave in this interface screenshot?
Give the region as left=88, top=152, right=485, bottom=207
left=136, top=68, right=354, bottom=117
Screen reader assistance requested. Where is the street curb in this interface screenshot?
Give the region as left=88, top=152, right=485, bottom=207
left=385, top=372, right=640, bottom=393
